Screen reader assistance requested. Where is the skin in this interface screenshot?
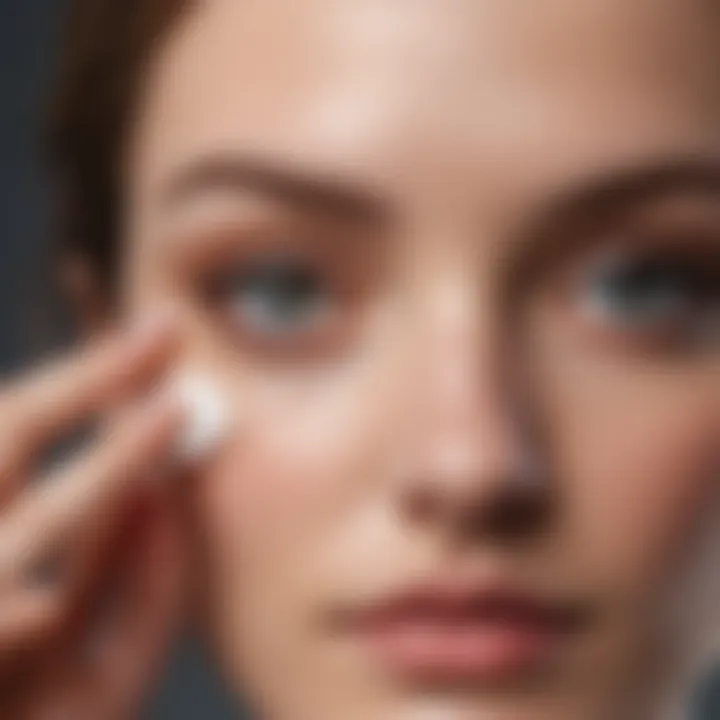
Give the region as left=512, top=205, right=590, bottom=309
left=119, top=0, right=720, bottom=718
left=0, top=0, right=717, bottom=718
left=123, top=0, right=719, bottom=718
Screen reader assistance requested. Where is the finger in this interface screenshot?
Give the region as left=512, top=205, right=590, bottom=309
left=0, top=592, right=70, bottom=715
left=0, top=391, right=184, bottom=586
left=32, top=492, right=186, bottom=720
left=11, top=493, right=172, bottom=720
left=0, top=307, right=179, bottom=488
left=0, top=486, right=151, bottom=668
left=89, top=494, right=186, bottom=720
left=0, top=593, right=63, bottom=659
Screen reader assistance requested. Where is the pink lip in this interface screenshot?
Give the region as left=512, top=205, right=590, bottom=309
left=341, top=581, right=589, bottom=684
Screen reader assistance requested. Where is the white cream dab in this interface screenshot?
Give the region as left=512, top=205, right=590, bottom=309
left=171, top=371, right=231, bottom=462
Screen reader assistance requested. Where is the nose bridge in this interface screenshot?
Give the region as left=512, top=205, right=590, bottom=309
left=416, top=271, right=525, bottom=480
left=399, top=267, right=550, bottom=540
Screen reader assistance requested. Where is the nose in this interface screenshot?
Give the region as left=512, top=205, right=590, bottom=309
left=400, top=281, right=550, bottom=545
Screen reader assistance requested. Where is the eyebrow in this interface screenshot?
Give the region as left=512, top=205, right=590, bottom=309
left=535, top=155, right=720, bottom=231
left=507, top=155, right=720, bottom=284
left=160, top=153, right=391, bottom=226
left=160, top=152, right=720, bottom=241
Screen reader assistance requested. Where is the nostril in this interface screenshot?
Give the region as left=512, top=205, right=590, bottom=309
left=399, top=452, right=552, bottom=545
left=477, top=481, right=551, bottom=545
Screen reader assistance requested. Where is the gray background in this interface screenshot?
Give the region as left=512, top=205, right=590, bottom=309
left=0, top=1, right=717, bottom=718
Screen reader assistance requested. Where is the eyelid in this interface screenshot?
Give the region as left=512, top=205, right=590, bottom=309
left=163, top=220, right=298, bottom=275
left=551, top=231, right=719, bottom=293
left=572, top=253, right=719, bottom=350
left=209, top=267, right=358, bottom=362
left=515, top=204, right=720, bottom=288
left=164, top=209, right=379, bottom=278
left=190, top=234, right=381, bottom=362
left=210, top=249, right=376, bottom=324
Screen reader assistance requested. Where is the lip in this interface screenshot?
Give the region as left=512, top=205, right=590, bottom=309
left=336, top=576, right=591, bottom=684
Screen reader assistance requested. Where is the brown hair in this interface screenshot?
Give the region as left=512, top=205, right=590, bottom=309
left=47, top=0, right=188, bottom=292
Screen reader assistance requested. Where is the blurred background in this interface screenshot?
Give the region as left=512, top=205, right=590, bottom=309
left=0, top=1, right=717, bottom=717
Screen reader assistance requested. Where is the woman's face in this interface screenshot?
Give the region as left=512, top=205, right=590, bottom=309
left=121, top=0, right=719, bottom=718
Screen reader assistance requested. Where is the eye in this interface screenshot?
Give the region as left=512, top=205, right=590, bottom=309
left=580, top=249, right=719, bottom=348
left=217, top=255, right=335, bottom=337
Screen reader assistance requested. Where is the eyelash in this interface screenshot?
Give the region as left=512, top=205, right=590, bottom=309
left=201, top=246, right=359, bottom=359
left=573, top=245, right=719, bottom=352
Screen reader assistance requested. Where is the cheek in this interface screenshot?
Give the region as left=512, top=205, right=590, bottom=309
left=539, top=351, right=719, bottom=597
left=573, top=398, right=715, bottom=588
left=191, top=349, right=409, bottom=606
left=212, top=391, right=371, bottom=563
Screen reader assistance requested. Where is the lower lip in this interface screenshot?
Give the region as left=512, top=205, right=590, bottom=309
left=360, top=619, right=565, bottom=683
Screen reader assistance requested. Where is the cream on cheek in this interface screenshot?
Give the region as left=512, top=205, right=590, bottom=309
left=169, top=370, right=234, bottom=462
left=201, top=353, right=405, bottom=560
left=169, top=272, right=414, bottom=540
left=181, top=360, right=405, bottom=687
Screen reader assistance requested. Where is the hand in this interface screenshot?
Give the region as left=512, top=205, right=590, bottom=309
left=0, top=312, right=187, bottom=720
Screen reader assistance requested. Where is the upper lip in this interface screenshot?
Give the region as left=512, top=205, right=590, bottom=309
left=336, top=574, right=591, bottom=634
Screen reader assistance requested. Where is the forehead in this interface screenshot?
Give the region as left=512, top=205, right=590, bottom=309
left=129, top=0, right=720, bottom=208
